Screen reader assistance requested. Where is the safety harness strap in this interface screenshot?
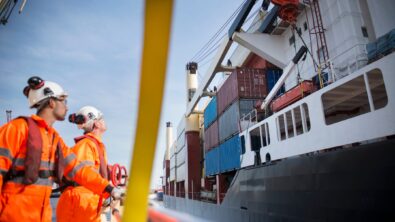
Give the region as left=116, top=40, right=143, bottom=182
left=19, top=116, right=43, bottom=185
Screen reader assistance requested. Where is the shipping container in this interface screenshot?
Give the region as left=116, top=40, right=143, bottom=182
left=219, top=135, right=241, bottom=173
left=368, top=28, right=395, bottom=62
left=377, top=28, right=395, bottom=56
left=176, top=133, right=185, bottom=153
left=266, top=69, right=285, bottom=96
left=176, top=145, right=186, bottom=167
left=176, top=163, right=186, bottom=182
left=218, top=99, right=258, bottom=143
left=205, top=147, right=219, bottom=176
left=170, top=152, right=176, bottom=169
left=204, top=96, right=217, bottom=129
left=170, top=166, right=176, bottom=181
left=244, top=53, right=277, bottom=69
left=366, top=41, right=377, bottom=61
left=217, top=68, right=267, bottom=115
left=177, top=118, right=185, bottom=138
left=204, top=120, right=219, bottom=152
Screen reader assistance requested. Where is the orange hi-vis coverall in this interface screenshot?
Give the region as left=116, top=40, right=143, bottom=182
left=56, top=133, right=109, bottom=222
left=0, top=115, right=111, bottom=222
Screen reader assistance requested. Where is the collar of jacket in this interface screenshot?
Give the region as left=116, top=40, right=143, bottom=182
left=74, top=132, right=102, bottom=144
left=31, top=114, right=55, bottom=133
left=85, top=132, right=102, bottom=143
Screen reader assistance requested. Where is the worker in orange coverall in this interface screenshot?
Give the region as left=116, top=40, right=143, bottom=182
left=0, top=77, right=124, bottom=222
left=57, top=106, right=115, bottom=222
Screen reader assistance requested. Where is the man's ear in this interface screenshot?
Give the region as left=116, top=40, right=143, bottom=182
left=48, top=98, right=56, bottom=109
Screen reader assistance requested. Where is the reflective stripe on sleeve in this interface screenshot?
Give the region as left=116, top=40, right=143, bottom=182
left=13, top=158, right=55, bottom=170
left=0, top=147, right=13, bottom=161
left=7, top=177, right=54, bottom=186
left=67, top=160, right=94, bottom=179
left=64, top=153, right=76, bottom=165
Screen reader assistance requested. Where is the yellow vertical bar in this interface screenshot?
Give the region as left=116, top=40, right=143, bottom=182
left=122, top=0, right=173, bottom=221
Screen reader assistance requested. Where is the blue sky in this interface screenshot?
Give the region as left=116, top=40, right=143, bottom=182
left=0, top=0, right=242, bottom=188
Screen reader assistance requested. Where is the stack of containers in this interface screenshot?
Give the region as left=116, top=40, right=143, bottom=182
left=204, top=96, right=219, bottom=153
left=205, top=67, right=267, bottom=176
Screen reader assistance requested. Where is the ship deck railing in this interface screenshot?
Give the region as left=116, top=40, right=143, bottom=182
left=326, top=43, right=368, bottom=82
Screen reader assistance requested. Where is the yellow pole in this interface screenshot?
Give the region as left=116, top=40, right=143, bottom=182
left=122, top=0, right=173, bottom=221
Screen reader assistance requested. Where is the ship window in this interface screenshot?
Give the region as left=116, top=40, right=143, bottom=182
left=278, top=114, right=286, bottom=140
left=240, top=135, right=246, bottom=154
left=367, top=69, right=388, bottom=110
left=249, top=127, right=262, bottom=151
left=277, top=104, right=311, bottom=141
left=302, top=103, right=311, bottom=131
left=260, top=123, right=270, bottom=147
left=294, top=106, right=303, bottom=135
left=285, top=110, right=294, bottom=138
left=322, top=75, right=370, bottom=125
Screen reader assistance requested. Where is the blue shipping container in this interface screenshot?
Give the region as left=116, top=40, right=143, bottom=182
left=204, top=96, right=217, bottom=129
left=205, top=147, right=219, bottom=176
left=266, top=69, right=285, bottom=96
left=366, top=41, right=377, bottom=61
left=219, top=135, right=241, bottom=173
left=218, top=99, right=258, bottom=143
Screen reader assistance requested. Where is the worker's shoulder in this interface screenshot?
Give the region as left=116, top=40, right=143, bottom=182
left=8, top=117, right=29, bottom=129
left=75, top=137, right=98, bottom=149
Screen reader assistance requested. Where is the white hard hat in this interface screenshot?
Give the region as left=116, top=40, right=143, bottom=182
left=72, top=106, right=104, bottom=132
left=24, top=76, right=68, bottom=108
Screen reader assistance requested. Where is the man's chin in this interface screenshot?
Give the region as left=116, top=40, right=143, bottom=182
left=56, top=116, right=66, bottom=121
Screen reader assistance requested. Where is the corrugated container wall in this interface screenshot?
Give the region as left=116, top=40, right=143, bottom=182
left=266, top=69, right=284, bottom=96
left=217, top=68, right=267, bottom=115
left=204, top=135, right=241, bottom=176
left=205, top=147, right=219, bottom=176
left=244, top=53, right=277, bottom=69
left=204, top=96, right=217, bottom=129
left=204, top=120, right=219, bottom=152
left=219, top=99, right=258, bottom=143
left=219, top=135, right=241, bottom=173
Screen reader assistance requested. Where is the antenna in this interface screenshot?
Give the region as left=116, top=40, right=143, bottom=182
left=6, top=110, right=12, bottom=122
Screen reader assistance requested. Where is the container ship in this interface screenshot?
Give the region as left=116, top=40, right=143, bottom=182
left=162, top=0, right=395, bottom=221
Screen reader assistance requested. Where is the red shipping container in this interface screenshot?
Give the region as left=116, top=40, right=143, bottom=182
left=271, top=80, right=316, bottom=112
left=204, top=120, right=219, bottom=152
left=217, top=68, right=267, bottom=115
left=244, top=53, right=277, bottom=69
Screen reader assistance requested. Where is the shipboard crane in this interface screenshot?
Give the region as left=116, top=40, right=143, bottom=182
left=260, top=45, right=307, bottom=110
left=185, top=0, right=301, bottom=118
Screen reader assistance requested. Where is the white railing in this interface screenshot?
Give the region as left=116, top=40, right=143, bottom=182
left=240, top=109, right=258, bottom=132
left=326, top=43, right=368, bottom=82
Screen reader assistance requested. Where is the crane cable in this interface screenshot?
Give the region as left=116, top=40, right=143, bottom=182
left=190, top=0, right=246, bottom=62
left=122, top=0, right=173, bottom=221
left=195, top=6, right=261, bottom=65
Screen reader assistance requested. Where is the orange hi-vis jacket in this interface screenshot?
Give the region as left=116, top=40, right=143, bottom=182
left=0, top=115, right=110, bottom=222
left=56, top=133, right=109, bottom=222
